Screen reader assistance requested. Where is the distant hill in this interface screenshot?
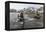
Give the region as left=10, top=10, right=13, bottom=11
left=10, top=9, right=17, bottom=12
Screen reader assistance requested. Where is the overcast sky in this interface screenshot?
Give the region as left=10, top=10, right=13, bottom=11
left=10, top=3, right=43, bottom=11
